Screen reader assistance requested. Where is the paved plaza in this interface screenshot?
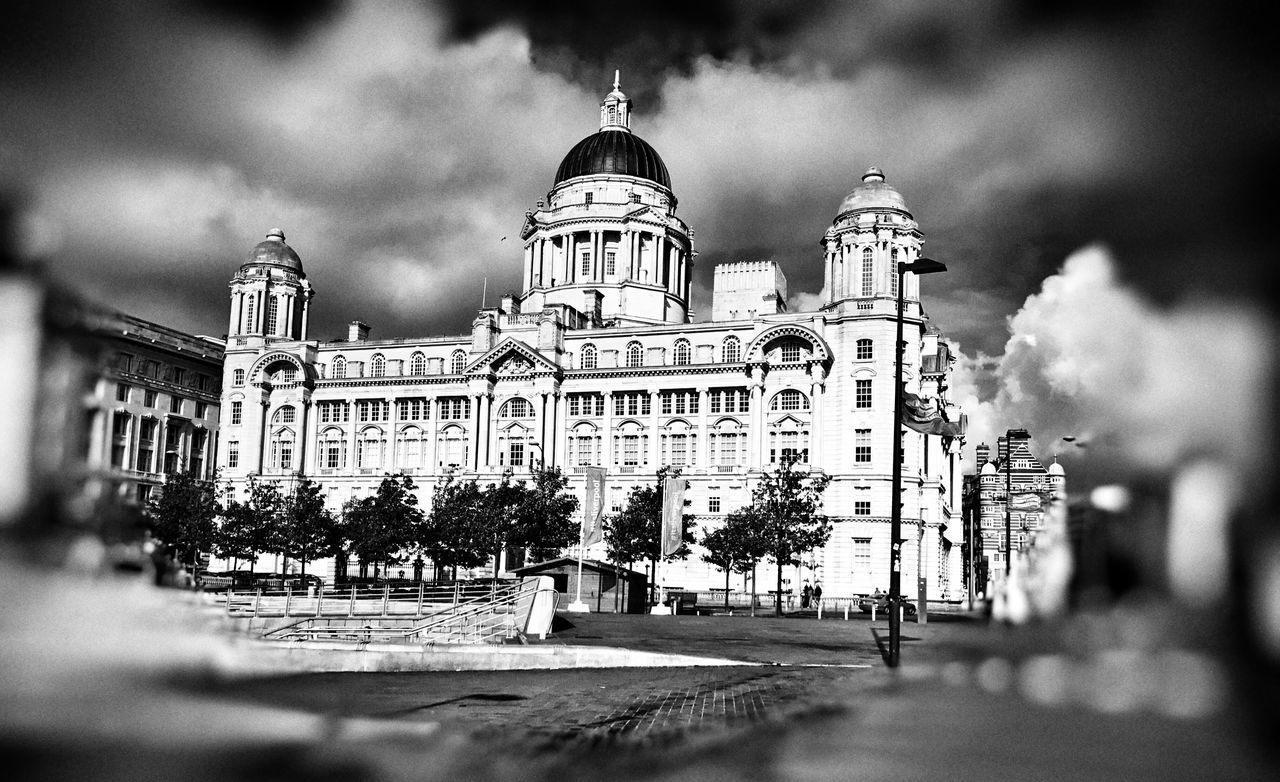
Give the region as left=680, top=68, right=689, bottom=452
left=3, top=567, right=1278, bottom=781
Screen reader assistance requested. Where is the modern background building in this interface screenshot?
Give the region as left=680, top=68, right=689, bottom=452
left=974, top=429, right=1066, bottom=581
left=214, top=79, right=966, bottom=598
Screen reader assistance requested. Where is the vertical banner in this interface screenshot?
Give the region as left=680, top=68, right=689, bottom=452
left=582, top=467, right=606, bottom=546
left=660, top=478, right=687, bottom=556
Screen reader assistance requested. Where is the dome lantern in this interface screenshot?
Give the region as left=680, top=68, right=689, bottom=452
left=599, top=70, right=631, bottom=131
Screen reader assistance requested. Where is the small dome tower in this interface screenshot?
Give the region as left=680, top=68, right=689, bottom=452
left=821, top=167, right=925, bottom=311
left=227, top=229, right=315, bottom=341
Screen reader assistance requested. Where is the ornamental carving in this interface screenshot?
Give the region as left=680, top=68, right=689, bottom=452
left=497, top=356, right=533, bottom=376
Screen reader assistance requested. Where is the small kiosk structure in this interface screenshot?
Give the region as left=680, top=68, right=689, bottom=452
left=512, top=558, right=647, bottom=614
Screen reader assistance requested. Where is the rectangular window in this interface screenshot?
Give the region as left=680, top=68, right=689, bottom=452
left=584, top=192, right=593, bottom=206
left=854, top=501, right=871, bottom=516
left=852, top=537, right=872, bottom=575
left=605, top=250, right=616, bottom=276
left=708, top=496, right=721, bottom=514
left=111, top=444, right=126, bottom=468
left=854, top=429, right=871, bottom=464
left=660, top=391, right=698, bottom=416
left=230, top=401, right=242, bottom=426
left=356, top=400, right=389, bottom=422
left=568, top=393, right=603, bottom=417
left=325, top=442, right=343, bottom=469
left=622, top=435, right=640, bottom=466
left=508, top=441, right=525, bottom=467
left=580, top=250, right=591, bottom=277
left=196, top=373, right=210, bottom=391
left=318, top=401, right=350, bottom=423
left=112, top=412, right=130, bottom=438
left=439, top=397, right=471, bottom=420
left=144, top=390, right=157, bottom=407
left=172, top=368, right=186, bottom=385
left=116, top=383, right=130, bottom=402
left=195, top=402, right=207, bottom=419
left=117, top=353, right=133, bottom=372
left=856, top=340, right=873, bottom=361
left=227, top=441, right=239, bottom=468
left=169, top=396, right=183, bottom=414
left=855, top=379, right=872, bottom=409
left=396, top=399, right=426, bottom=421
left=669, top=434, right=688, bottom=466
left=614, top=392, right=650, bottom=418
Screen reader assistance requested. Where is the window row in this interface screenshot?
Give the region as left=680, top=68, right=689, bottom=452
left=326, top=350, right=469, bottom=380
left=116, top=353, right=214, bottom=391
left=114, top=383, right=207, bottom=417
left=108, top=413, right=208, bottom=475
left=580, top=335, right=744, bottom=369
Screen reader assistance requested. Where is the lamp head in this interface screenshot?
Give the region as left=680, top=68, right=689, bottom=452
left=901, top=257, right=947, bottom=275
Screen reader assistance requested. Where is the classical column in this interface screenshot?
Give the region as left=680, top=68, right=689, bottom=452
left=697, top=387, right=709, bottom=467
left=648, top=388, right=661, bottom=468
left=386, top=395, right=399, bottom=471
left=566, top=233, right=576, bottom=283
left=748, top=365, right=765, bottom=470
left=300, top=295, right=310, bottom=340
left=601, top=390, right=614, bottom=468
left=228, top=292, right=241, bottom=336
left=535, top=391, right=548, bottom=466
left=809, top=364, right=825, bottom=467
left=347, top=398, right=359, bottom=473
left=468, top=393, right=483, bottom=471
left=425, top=398, right=439, bottom=473
left=298, top=397, right=312, bottom=474
left=552, top=390, right=566, bottom=467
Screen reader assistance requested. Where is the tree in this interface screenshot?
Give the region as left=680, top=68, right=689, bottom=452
left=700, top=506, right=770, bottom=610
left=423, top=472, right=488, bottom=580
left=748, top=455, right=832, bottom=616
left=278, top=476, right=338, bottom=577
left=604, top=467, right=694, bottom=604
left=216, top=477, right=282, bottom=574
left=146, top=470, right=221, bottom=575
left=342, top=473, right=423, bottom=579
left=520, top=464, right=580, bottom=563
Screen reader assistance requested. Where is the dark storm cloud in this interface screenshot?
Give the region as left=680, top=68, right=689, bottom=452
left=4, top=1, right=1275, bottom=384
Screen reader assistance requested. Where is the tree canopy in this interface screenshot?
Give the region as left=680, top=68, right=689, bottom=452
left=342, top=473, right=424, bottom=575
left=277, top=476, right=339, bottom=576
left=748, top=455, right=832, bottom=616
left=700, top=505, right=770, bottom=609
left=146, top=470, right=220, bottom=571
left=604, top=467, right=694, bottom=603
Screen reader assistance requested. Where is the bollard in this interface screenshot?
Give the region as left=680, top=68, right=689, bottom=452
left=871, top=602, right=876, bottom=622
left=817, top=602, right=823, bottom=620
left=844, top=604, right=849, bottom=621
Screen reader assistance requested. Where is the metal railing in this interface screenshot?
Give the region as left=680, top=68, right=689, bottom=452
left=266, top=579, right=556, bottom=646
left=221, top=581, right=508, bottom=619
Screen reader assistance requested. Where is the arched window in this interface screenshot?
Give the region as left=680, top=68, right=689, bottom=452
left=370, top=354, right=385, bottom=377
left=861, top=246, right=874, bottom=296
left=396, top=426, right=424, bottom=468
left=721, top=336, right=741, bottom=363
left=856, top=338, right=873, bottom=360
left=890, top=248, right=900, bottom=298
left=357, top=426, right=384, bottom=469
left=450, top=350, right=466, bottom=374
left=580, top=344, right=598, bottom=370
left=233, top=368, right=245, bottom=386
left=625, top=341, right=643, bottom=368
left=269, top=427, right=295, bottom=471
left=331, top=356, right=347, bottom=379
left=672, top=339, right=691, bottom=366
left=318, top=427, right=345, bottom=470
left=244, top=296, right=256, bottom=334
left=438, top=425, right=467, bottom=469
left=500, top=398, right=533, bottom=418
left=272, top=406, right=296, bottom=424
left=409, top=352, right=426, bottom=375
left=770, top=389, right=810, bottom=412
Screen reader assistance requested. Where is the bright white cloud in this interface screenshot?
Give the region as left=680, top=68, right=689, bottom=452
left=955, top=245, right=1273, bottom=483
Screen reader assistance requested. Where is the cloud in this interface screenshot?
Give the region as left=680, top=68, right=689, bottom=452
left=953, top=245, right=1274, bottom=488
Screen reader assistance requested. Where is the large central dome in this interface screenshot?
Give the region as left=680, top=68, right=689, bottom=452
left=553, top=130, right=672, bottom=190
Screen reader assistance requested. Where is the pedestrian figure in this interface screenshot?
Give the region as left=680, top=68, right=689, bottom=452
left=813, top=582, right=823, bottom=607
left=801, top=582, right=813, bottom=609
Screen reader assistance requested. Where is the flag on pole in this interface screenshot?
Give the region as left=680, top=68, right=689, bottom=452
left=900, top=390, right=967, bottom=438
left=582, top=467, right=606, bottom=546
left=660, top=478, right=687, bottom=556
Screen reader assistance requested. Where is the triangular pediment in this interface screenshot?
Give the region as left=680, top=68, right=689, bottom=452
left=469, top=337, right=559, bottom=376
left=519, top=212, right=540, bottom=240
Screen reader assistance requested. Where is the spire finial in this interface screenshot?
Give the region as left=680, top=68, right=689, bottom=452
left=614, top=69, right=620, bottom=91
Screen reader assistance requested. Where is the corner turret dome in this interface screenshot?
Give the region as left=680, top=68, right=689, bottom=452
left=1048, top=459, right=1065, bottom=477
left=837, top=167, right=910, bottom=217
left=981, top=460, right=997, bottom=475
left=245, top=228, right=303, bottom=274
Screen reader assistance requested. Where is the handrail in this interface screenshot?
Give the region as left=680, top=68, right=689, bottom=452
left=221, top=582, right=507, bottom=619
left=269, top=580, right=556, bottom=646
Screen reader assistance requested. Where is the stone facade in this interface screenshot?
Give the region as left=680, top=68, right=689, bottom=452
left=975, top=430, right=1067, bottom=578
left=214, top=80, right=966, bottom=598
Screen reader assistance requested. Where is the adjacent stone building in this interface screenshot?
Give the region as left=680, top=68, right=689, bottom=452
left=215, top=78, right=966, bottom=597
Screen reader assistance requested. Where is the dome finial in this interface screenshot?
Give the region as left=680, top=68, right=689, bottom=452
left=600, top=70, right=632, bottom=131
left=862, top=166, right=885, bottom=182
left=614, top=69, right=620, bottom=91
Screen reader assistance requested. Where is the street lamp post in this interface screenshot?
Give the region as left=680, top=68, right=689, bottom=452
left=888, top=256, right=947, bottom=668
left=1005, top=429, right=1013, bottom=577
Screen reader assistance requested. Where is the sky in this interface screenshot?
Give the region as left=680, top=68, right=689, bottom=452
left=3, top=0, right=1276, bottom=489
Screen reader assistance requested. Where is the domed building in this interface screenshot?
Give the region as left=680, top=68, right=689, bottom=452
left=215, top=77, right=966, bottom=602
left=973, top=432, right=1067, bottom=580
